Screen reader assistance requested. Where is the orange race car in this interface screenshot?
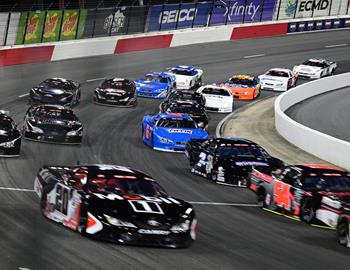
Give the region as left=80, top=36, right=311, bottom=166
left=220, top=75, right=261, bottom=100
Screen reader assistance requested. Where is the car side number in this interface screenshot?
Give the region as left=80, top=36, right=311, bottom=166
left=145, top=124, right=151, bottom=139
left=273, top=181, right=291, bottom=210
left=55, top=184, right=69, bottom=215
left=129, top=200, right=164, bottom=214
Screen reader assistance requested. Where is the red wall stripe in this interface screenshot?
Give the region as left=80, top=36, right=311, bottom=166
left=231, top=23, right=288, bottom=40
left=0, top=46, right=54, bottom=67
left=115, top=34, right=173, bottom=54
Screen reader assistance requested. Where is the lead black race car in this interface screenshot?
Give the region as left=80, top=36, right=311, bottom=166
left=23, top=104, right=83, bottom=144
left=93, top=78, right=137, bottom=107
left=185, top=138, right=284, bottom=187
left=29, top=78, right=81, bottom=106
left=34, top=164, right=197, bottom=248
left=0, top=111, right=21, bottom=157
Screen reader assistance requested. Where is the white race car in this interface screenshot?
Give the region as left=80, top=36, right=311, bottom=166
left=166, top=66, right=203, bottom=90
left=293, top=58, right=337, bottom=79
left=196, top=85, right=233, bottom=113
left=258, top=68, right=298, bottom=92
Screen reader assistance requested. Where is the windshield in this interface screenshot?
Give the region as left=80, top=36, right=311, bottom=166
left=86, top=178, right=167, bottom=196
left=42, top=79, right=74, bottom=90
left=0, top=118, right=13, bottom=131
left=33, top=108, right=77, bottom=121
left=202, top=88, right=230, bottom=96
left=144, top=75, right=168, bottom=84
left=157, top=118, right=197, bottom=128
left=303, top=60, right=327, bottom=68
left=216, top=144, right=269, bottom=158
left=169, top=69, right=193, bottom=76
left=101, top=79, right=135, bottom=91
left=229, top=77, right=256, bottom=86
left=266, top=70, right=289, bottom=77
left=302, top=176, right=350, bottom=192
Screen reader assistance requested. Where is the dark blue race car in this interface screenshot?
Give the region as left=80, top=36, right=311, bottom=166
left=142, top=113, right=208, bottom=152
left=135, top=72, right=176, bottom=99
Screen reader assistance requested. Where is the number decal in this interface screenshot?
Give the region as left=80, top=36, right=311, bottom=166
left=128, top=200, right=164, bottom=214
left=273, top=181, right=291, bottom=210
left=55, top=184, right=70, bottom=215
left=145, top=124, right=151, bottom=139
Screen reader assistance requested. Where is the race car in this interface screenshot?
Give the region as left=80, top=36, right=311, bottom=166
left=221, top=74, right=261, bottom=100
left=159, top=99, right=208, bottom=130
left=29, top=78, right=81, bottom=106
left=23, top=104, right=83, bottom=144
left=258, top=68, right=298, bottom=91
left=196, top=85, right=234, bottom=113
left=142, top=113, right=208, bottom=152
left=0, top=111, right=21, bottom=157
left=135, top=72, right=176, bottom=99
left=34, top=164, right=197, bottom=248
left=185, top=138, right=283, bottom=186
left=94, top=78, right=137, bottom=107
left=166, top=66, right=203, bottom=90
left=293, top=58, right=337, bottom=79
left=250, top=164, right=350, bottom=222
left=163, top=90, right=206, bottom=108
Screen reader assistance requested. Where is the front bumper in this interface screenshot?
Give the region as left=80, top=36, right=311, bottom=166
left=24, top=131, right=82, bottom=144
left=93, top=95, right=137, bottom=107
left=153, top=141, right=187, bottom=152
left=0, top=144, right=21, bottom=157
left=260, top=84, right=287, bottom=92
left=295, top=72, right=320, bottom=79
left=206, top=106, right=232, bottom=113
left=30, top=92, right=73, bottom=106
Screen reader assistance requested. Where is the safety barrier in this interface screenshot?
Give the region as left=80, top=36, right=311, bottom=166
left=275, top=73, right=350, bottom=170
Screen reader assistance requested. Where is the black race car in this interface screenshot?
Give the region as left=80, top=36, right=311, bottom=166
left=0, top=111, right=21, bottom=157
left=34, top=164, right=197, bottom=248
left=30, top=78, right=81, bottom=106
left=159, top=100, right=208, bottom=129
left=164, top=90, right=206, bottom=108
left=185, top=138, right=283, bottom=187
left=23, top=105, right=83, bottom=144
left=93, top=78, right=137, bottom=107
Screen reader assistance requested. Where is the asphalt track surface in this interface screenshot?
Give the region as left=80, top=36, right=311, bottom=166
left=1, top=30, right=350, bottom=270
left=287, top=86, right=350, bottom=142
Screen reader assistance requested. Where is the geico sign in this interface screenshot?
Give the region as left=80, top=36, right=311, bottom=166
left=159, top=8, right=196, bottom=24
left=299, top=0, right=329, bottom=11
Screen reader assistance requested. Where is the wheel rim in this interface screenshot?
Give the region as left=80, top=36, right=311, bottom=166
left=302, top=206, right=314, bottom=223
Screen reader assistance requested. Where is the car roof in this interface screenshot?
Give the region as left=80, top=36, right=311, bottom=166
left=201, top=84, right=229, bottom=90
left=292, top=164, right=347, bottom=175
left=230, top=74, right=256, bottom=80
left=267, top=68, right=291, bottom=72
left=145, top=72, right=171, bottom=78
left=171, top=65, right=196, bottom=71
left=156, top=113, right=191, bottom=120
left=307, top=58, right=327, bottom=63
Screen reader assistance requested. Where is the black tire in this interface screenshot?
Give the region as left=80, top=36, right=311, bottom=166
left=76, top=90, right=81, bottom=104
left=300, top=198, right=316, bottom=224
left=256, top=187, right=267, bottom=208
left=210, top=170, right=217, bottom=182
left=78, top=202, right=88, bottom=235
left=337, top=220, right=350, bottom=246
left=330, top=69, right=335, bottom=76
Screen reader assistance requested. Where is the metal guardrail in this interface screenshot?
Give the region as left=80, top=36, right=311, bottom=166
left=0, top=0, right=349, bottom=46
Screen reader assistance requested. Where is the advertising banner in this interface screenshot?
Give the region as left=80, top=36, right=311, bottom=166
left=288, top=17, right=350, bottom=32
left=16, top=11, right=45, bottom=44
left=147, top=2, right=213, bottom=32
left=278, top=0, right=350, bottom=20
left=42, top=10, right=62, bottom=42
left=59, top=9, right=87, bottom=41
left=210, top=0, right=277, bottom=25
left=83, top=7, right=128, bottom=37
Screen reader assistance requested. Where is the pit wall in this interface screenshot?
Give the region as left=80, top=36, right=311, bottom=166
left=0, top=15, right=349, bottom=67
left=275, top=73, right=350, bottom=170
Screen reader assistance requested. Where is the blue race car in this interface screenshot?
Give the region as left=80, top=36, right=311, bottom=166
left=142, top=113, right=208, bottom=152
left=135, top=72, right=176, bottom=99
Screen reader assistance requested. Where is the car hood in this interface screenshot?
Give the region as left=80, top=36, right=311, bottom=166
left=36, top=85, right=69, bottom=96
left=258, top=75, right=287, bottom=83
left=135, top=80, right=167, bottom=90
left=99, top=88, right=127, bottom=95
left=295, top=65, right=322, bottom=72
left=222, top=83, right=255, bottom=90
left=203, top=94, right=232, bottom=105
left=156, top=127, right=208, bottom=141
left=88, top=194, right=192, bottom=223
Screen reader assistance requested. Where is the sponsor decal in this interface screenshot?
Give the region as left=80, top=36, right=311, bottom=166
left=298, top=0, right=329, bottom=12
left=168, top=129, right=193, bottom=134
left=235, top=161, right=269, bottom=166
left=159, top=8, right=196, bottom=24
left=104, top=9, right=126, bottom=34
left=138, top=229, right=170, bottom=235
left=43, top=10, right=62, bottom=42
left=147, top=219, right=161, bottom=227
left=284, top=0, right=297, bottom=17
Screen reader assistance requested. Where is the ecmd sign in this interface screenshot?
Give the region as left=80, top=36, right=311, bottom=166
left=147, top=3, right=212, bottom=31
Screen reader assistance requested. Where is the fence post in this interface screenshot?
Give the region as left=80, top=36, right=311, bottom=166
left=58, top=9, right=65, bottom=40
left=328, top=0, right=333, bottom=16
left=75, top=8, right=81, bottom=39
left=207, top=1, right=214, bottom=27
left=191, top=2, right=197, bottom=28
left=159, top=4, right=165, bottom=31
left=109, top=8, right=116, bottom=36
left=91, top=8, right=98, bottom=37
left=40, top=10, right=48, bottom=43
left=175, top=3, right=181, bottom=30
left=125, top=7, right=131, bottom=34
left=293, top=0, right=298, bottom=19
left=242, top=0, right=248, bottom=23
left=311, top=0, right=315, bottom=17
left=347, top=0, right=350, bottom=15
left=22, top=12, right=30, bottom=44
left=260, top=0, right=266, bottom=22
left=3, top=12, right=11, bottom=46
left=224, top=0, right=231, bottom=25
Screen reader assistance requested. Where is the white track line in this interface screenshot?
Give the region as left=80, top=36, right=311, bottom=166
left=325, top=43, right=348, bottom=48
left=86, top=77, right=106, bottom=82
left=243, top=54, right=265, bottom=59
left=0, top=187, right=34, bottom=192
left=18, top=93, right=29, bottom=98
left=189, top=201, right=258, bottom=207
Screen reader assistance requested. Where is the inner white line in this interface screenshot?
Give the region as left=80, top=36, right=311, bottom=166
left=325, top=43, right=348, bottom=48
left=18, top=93, right=29, bottom=98
left=189, top=201, right=258, bottom=207
left=0, top=187, right=34, bottom=192
left=243, top=54, right=265, bottom=59
left=86, top=77, right=106, bottom=82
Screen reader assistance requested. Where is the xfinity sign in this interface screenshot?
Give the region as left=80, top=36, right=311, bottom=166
left=159, top=8, right=196, bottom=24
left=299, top=0, right=329, bottom=11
